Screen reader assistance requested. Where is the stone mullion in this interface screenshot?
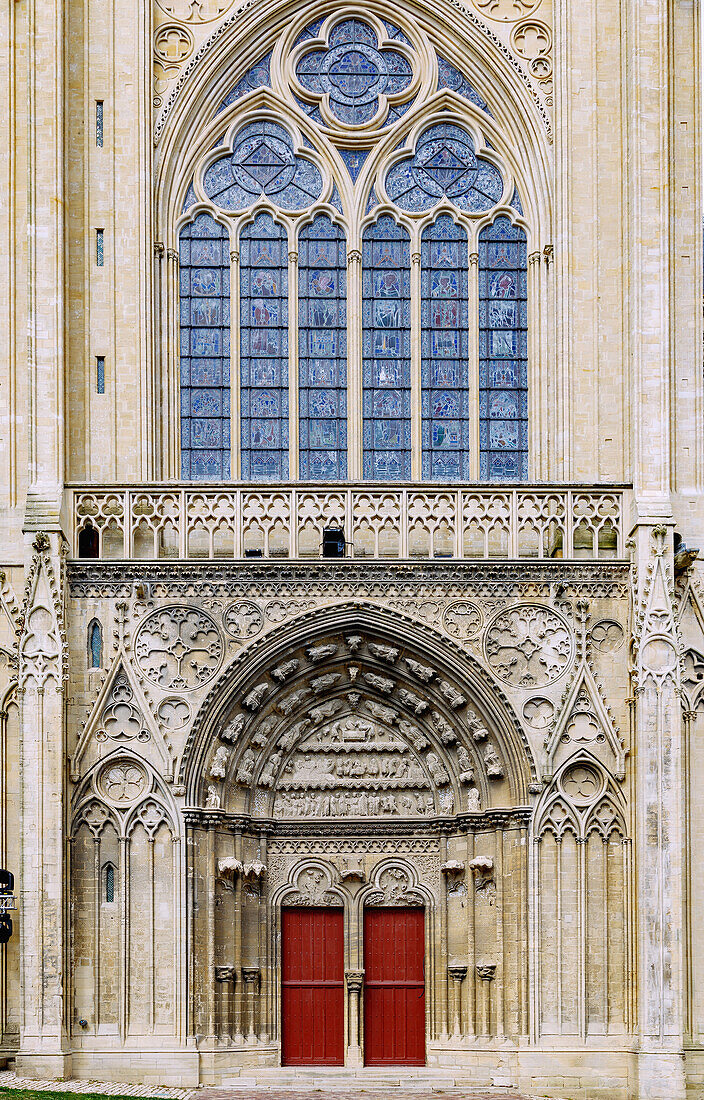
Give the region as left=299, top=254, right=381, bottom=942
left=468, top=252, right=479, bottom=480
left=230, top=249, right=241, bottom=481
left=347, top=249, right=362, bottom=479
left=410, top=249, right=421, bottom=481
left=288, top=248, right=298, bottom=481
left=527, top=251, right=542, bottom=480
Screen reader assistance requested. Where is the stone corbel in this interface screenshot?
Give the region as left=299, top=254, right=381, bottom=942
left=339, top=866, right=366, bottom=883
left=242, top=860, right=267, bottom=881
left=469, top=856, right=496, bottom=905
left=217, top=857, right=243, bottom=888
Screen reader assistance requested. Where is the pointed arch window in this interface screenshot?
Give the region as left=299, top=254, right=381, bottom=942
left=362, top=216, right=411, bottom=480
left=179, top=213, right=231, bottom=480
left=103, top=862, right=116, bottom=904
left=88, top=619, right=102, bottom=668
left=174, top=18, right=534, bottom=485
left=298, top=215, right=347, bottom=479
left=239, top=213, right=289, bottom=480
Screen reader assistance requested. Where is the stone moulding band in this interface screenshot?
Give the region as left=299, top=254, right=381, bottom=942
left=181, top=805, right=532, bottom=833
left=69, top=483, right=628, bottom=562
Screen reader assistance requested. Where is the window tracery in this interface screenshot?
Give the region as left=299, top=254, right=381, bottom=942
left=175, top=11, right=533, bottom=484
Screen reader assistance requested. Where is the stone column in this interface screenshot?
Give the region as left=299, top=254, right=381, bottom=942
left=476, top=962, right=496, bottom=1038
left=214, top=965, right=236, bottom=1043
left=448, top=964, right=467, bottom=1039
left=345, top=969, right=364, bottom=1066
left=632, top=523, right=687, bottom=1098
left=15, top=535, right=71, bottom=1078
left=242, top=966, right=260, bottom=1043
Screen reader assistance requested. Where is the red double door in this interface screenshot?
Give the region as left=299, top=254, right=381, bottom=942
left=281, top=907, right=425, bottom=1066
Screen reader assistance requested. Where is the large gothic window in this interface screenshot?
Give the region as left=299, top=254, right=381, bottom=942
left=176, top=13, right=531, bottom=483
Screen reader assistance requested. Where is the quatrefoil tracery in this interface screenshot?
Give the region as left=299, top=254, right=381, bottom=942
left=292, top=17, right=416, bottom=131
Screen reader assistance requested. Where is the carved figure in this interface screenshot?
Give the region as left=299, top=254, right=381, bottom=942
left=484, top=745, right=504, bottom=779
left=363, top=672, right=394, bottom=693
left=259, top=751, right=282, bottom=787
left=278, top=719, right=311, bottom=750
left=398, top=720, right=428, bottom=750
left=346, top=635, right=362, bottom=651
left=439, top=680, right=466, bottom=708
left=404, top=657, right=435, bottom=682
left=220, top=713, right=245, bottom=743
left=426, top=752, right=450, bottom=785
left=310, top=698, right=343, bottom=722
left=205, top=785, right=221, bottom=809
left=209, top=745, right=230, bottom=779
left=244, top=681, right=269, bottom=710
left=272, top=659, right=299, bottom=682
left=369, top=643, right=399, bottom=663
left=466, top=786, right=481, bottom=811
left=457, top=745, right=474, bottom=784
left=311, top=672, right=342, bottom=693
left=307, top=644, right=338, bottom=662
left=366, top=700, right=397, bottom=723
left=236, top=748, right=256, bottom=785
left=399, top=688, right=428, bottom=714
left=278, top=687, right=312, bottom=715
left=431, top=710, right=456, bottom=744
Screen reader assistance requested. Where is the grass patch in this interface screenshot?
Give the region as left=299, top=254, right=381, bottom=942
left=0, top=1091, right=178, bottom=1100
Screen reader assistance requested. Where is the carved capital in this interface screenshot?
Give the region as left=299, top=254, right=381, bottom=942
left=242, top=966, right=261, bottom=989
left=476, top=962, right=496, bottom=982
left=448, top=963, right=468, bottom=983
left=543, top=243, right=553, bottom=264
left=469, top=251, right=479, bottom=268
left=167, top=247, right=179, bottom=263
left=153, top=241, right=165, bottom=259
left=347, top=249, right=362, bottom=267
left=230, top=250, right=240, bottom=263
left=215, top=964, right=236, bottom=983
left=345, top=969, right=365, bottom=993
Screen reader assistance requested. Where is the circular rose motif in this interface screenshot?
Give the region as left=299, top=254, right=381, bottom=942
left=223, top=600, right=264, bottom=640
left=641, top=638, right=677, bottom=675
left=484, top=604, right=573, bottom=688
left=523, top=697, right=554, bottom=730
left=98, top=761, right=148, bottom=804
left=560, top=763, right=603, bottom=806
left=590, top=620, right=624, bottom=654
left=443, top=600, right=483, bottom=639
left=134, top=606, right=223, bottom=690
left=157, top=697, right=191, bottom=730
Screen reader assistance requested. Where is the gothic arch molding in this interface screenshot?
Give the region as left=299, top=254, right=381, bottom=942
left=179, top=599, right=539, bottom=810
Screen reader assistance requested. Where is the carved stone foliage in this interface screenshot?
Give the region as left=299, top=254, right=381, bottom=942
left=484, top=604, right=573, bottom=688
left=134, top=606, right=223, bottom=689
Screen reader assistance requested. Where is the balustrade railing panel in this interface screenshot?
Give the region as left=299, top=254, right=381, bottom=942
left=70, top=484, right=627, bottom=562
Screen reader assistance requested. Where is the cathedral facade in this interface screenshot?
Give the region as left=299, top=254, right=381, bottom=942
left=0, top=0, right=702, bottom=1097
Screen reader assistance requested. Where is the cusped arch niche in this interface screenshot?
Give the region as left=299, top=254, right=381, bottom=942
left=183, top=603, right=537, bottom=820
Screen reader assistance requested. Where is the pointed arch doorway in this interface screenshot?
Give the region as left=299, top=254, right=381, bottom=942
left=363, top=907, right=426, bottom=1066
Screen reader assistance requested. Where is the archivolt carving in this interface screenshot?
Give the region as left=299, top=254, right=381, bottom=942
left=181, top=600, right=538, bottom=801
left=363, top=859, right=433, bottom=907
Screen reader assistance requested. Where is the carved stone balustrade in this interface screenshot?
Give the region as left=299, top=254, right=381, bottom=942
left=69, top=482, right=626, bottom=562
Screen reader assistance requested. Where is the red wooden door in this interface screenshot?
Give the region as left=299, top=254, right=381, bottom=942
left=281, top=907, right=345, bottom=1065
left=363, top=907, right=425, bottom=1066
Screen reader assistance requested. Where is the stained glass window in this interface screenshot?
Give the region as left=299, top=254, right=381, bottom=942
left=478, top=216, right=528, bottom=481
left=421, top=216, right=469, bottom=480
left=240, top=213, right=289, bottom=480
left=203, top=121, right=322, bottom=212
left=296, top=19, right=412, bottom=126
left=179, top=213, right=231, bottom=480
left=88, top=620, right=102, bottom=668
left=362, top=216, right=411, bottom=480
left=298, top=216, right=347, bottom=479
left=219, top=52, right=271, bottom=112
left=385, top=123, right=503, bottom=213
